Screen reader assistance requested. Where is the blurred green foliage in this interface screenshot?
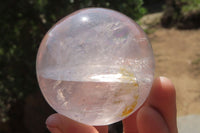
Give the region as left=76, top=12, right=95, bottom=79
left=181, top=0, right=200, bottom=15
left=0, top=0, right=147, bottom=123
left=161, top=0, right=200, bottom=28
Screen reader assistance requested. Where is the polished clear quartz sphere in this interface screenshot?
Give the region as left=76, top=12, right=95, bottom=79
left=36, top=8, right=155, bottom=126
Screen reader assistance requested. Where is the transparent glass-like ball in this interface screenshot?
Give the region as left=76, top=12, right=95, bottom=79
left=36, top=8, right=155, bottom=126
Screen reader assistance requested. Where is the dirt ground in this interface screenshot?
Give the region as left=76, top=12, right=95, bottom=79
left=149, top=28, right=200, bottom=116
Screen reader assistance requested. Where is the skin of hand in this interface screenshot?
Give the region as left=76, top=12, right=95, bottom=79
left=46, top=77, right=178, bottom=133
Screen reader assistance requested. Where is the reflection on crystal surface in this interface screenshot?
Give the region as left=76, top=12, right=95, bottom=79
left=36, top=8, right=155, bottom=125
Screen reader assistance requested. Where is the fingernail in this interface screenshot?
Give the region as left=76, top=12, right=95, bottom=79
left=159, top=76, right=168, bottom=82
left=46, top=114, right=62, bottom=133
left=46, top=114, right=61, bottom=127
left=159, top=76, right=174, bottom=87
left=47, top=127, right=62, bottom=133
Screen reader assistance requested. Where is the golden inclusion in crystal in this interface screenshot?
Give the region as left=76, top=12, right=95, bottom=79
left=119, top=68, right=139, bottom=117
left=121, top=95, right=139, bottom=117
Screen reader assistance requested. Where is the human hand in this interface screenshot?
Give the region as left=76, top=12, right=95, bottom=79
left=45, top=77, right=178, bottom=133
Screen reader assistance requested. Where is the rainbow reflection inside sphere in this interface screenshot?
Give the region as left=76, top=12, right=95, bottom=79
left=36, top=8, right=155, bottom=125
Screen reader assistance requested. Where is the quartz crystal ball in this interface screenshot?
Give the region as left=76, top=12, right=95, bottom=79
left=36, top=8, right=155, bottom=126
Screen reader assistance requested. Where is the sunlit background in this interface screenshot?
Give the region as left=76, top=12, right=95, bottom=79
left=0, top=0, right=200, bottom=132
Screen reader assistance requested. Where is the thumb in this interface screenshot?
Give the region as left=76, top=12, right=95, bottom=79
left=46, top=113, right=100, bottom=133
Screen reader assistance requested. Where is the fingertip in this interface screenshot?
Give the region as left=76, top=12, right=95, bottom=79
left=46, top=113, right=61, bottom=128
left=46, top=114, right=63, bottom=133
left=159, top=76, right=175, bottom=93
left=151, top=76, right=176, bottom=102
left=154, top=76, right=174, bottom=89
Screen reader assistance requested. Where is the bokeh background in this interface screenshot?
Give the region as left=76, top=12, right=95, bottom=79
left=0, top=0, right=200, bottom=132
